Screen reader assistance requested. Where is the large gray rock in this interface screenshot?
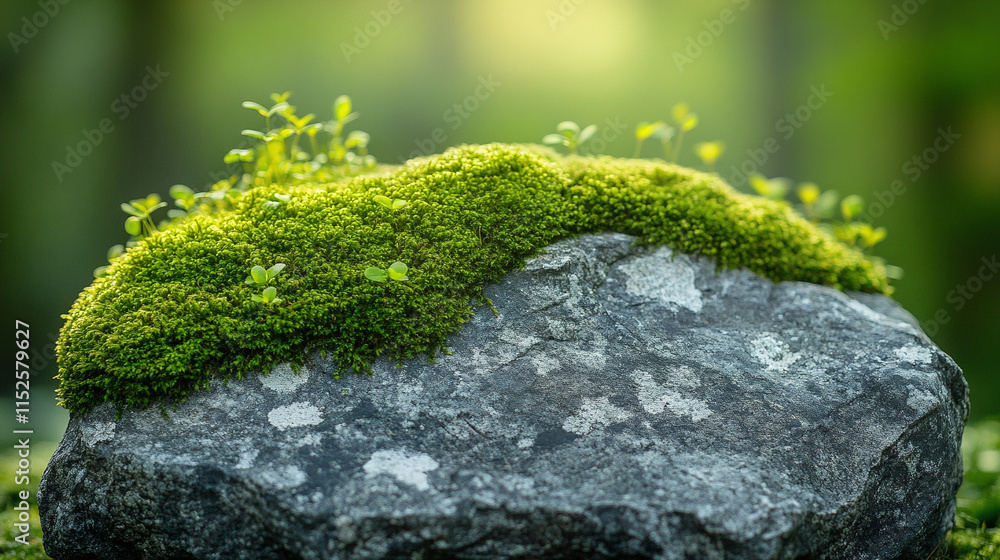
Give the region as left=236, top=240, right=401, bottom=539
left=40, top=233, right=968, bottom=560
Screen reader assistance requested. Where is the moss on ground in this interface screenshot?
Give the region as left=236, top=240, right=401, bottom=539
left=56, top=143, right=888, bottom=415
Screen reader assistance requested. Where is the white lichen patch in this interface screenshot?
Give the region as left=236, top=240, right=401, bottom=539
left=260, top=363, right=310, bottom=394
left=563, top=396, right=634, bottom=435
left=894, top=345, right=933, bottom=365
left=632, top=370, right=712, bottom=422
left=267, top=402, right=323, bottom=431
left=363, top=448, right=439, bottom=491
left=235, top=448, right=259, bottom=469
left=254, top=464, right=307, bottom=489
left=81, top=421, right=116, bottom=447
left=532, top=355, right=560, bottom=377
left=517, top=437, right=534, bottom=449
left=619, top=249, right=703, bottom=312
left=749, top=335, right=800, bottom=373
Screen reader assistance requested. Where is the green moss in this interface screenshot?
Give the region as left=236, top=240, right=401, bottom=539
left=56, top=143, right=888, bottom=415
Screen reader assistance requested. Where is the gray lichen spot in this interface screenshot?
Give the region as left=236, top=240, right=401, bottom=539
left=895, top=345, right=933, bottom=365
left=81, top=421, right=115, bottom=447
left=632, top=370, right=712, bottom=422
left=267, top=402, right=324, bottom=431
left=253, top=465, right=307, bottom=489
left=260, top=363, right=310, bottom=393
left=362, top=448, right=439, bottom=491
left=749, top=334, right=801, bottom=373
left=562, top=396, right=634, bottom=435
left=619, top=248, right=703, bottom=312
left=235, top=449, right=258, bottom=469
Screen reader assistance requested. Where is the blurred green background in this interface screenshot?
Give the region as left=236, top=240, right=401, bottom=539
left=1, top=0, right=998, bottom=451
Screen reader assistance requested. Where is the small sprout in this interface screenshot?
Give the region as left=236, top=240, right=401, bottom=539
left=262, top=193, right=291, bottom=210
left=365, top=261, right=410, bottom=284
left=634, top=121, right=666, bottom=157
left=345, top=130, right=370, bottom=149
left=797, top=182, right=820, bottom=206
left=224, top=149, right=255, bottom=164
left=124, top=216, right=143, bottom=235
left=245, top=263, right=286, bottom=287
left=694, top=141, right=724, bottom=169
left=669, top=103, right=698, bottom=162
left=373, top=195, right=408, bottom=210
left=252, top=286, right=282, bottom=306
left=841, top=195, right=865, bottom=221
left=543, top=121, right=598, bottom=154
left=387, top=261, right=409, bottom=281
left=749, top=174, right=790, bottom=202
left=364, top=267, right=388, bottom=282
left=814, top=190, right=840, bottom=220
left=334, top=95, right=358, bottom=124
left=241, top=129, right=267, bottom=141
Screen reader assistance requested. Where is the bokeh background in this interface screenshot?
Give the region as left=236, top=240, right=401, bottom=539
left=1, top=0, right=998, bottom=451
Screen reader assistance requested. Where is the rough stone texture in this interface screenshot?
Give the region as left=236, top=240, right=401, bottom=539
left=39, top=233, right=968, bottom=560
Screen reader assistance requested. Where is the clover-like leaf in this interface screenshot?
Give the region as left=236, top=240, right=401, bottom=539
left=334, top=95, right=353, bottom=121
left=388, top=261, right=409, bottom=281
left=365, top=267, right=387, bottom=282
left=542, top=134, right=565, bottom=145
left=391, top=199, right=408, bottom=210
left=373, top=195, right=393, bottom=209
left=266, top=263, right=286, bottom=280
left=250, top=265, right=268, bottom=285
left=124, top=216, right=142, bottom=235
left=578, top=125, right=598, bottom=145
left=345, top=130, right=370, bottom=149
left=262, top=286, right=278, bottom=302
left=121, top=203, right=144, bottom=217
left=556, top=121, right=580, bottom=136
left=242, top=101, right=268, bottom=117
left=841, top=195, right=864, bottom=221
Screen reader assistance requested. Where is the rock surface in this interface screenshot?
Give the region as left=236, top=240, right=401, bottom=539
left=40, top=233, right=968, bottom=560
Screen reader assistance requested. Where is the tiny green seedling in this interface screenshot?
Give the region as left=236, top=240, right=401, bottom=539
left=263, top=193, right=291, bottom=210
left=694, top=141, right=724, bottom=170
left=373, top=195, right=408, bottom=210
left=365, top=262, right=411, bottom=288
left=634, top=121, right=667, bottom=158
left=669, top=103, right=698, bottom=162
left=543, top=121, right=598, bottom=155
left=121, top=193, right=167, bottom=236
left=247, top=263, right=286, bottom=305
left=749, top=174, right=790, bottom=202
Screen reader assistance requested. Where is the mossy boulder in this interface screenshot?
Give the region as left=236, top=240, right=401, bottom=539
left=56, top=143, right=888, bottom=415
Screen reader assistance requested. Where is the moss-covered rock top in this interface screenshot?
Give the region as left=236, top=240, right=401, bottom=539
left=56, top=143, right=888, bottom=415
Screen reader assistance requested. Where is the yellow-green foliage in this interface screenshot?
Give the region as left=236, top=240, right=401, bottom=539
left=56, top=143, right=888, bottom=415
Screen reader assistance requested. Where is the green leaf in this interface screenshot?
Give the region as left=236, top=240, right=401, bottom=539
left=672, top=103, right=690, bottom=124
left=245, top=276, right=256, bottom=285
left=391, top=199, right=408, bottom=210
left=241, top=129, right=267, bottom=140
left=335, top=95, right=352, bottom=121
left=270, top=91, right=291, bottom=104
left=841, top=195, right=864, bottom=221
left=680, top=114, right=698, bottom=132
left=388, top=261, right=409, bottom=281
left=242, top=101, right=268, bottom=116
left=121, top=203, right=144, bottom=217
left=124, top=216, right=142, bottom=235
left=797, top=182, right=820, bottom=206
left=251, top=265, right=267, bottom=285
left=169, top=184, right=194, bottom=200
left=542, top=134, right=565, bottom=145
left=345, top=130, right=370, bottom=149
left=167, top=209, right=187, bottom=219
left=93, top=266, right=109, bottom=278
left=556, top=121, right=580, bottom=136
left=636, top=121, right=664, bottom=141
left=266, top=263, right=286, bottom=279
left=270, top=297, right=283, bottom=305
left=251, top=294, right=263, bottom=303
left=365, top=267, right=387, bottom=282
left=107, top=244, right=125, bottom=261
left=267, top=102, right=289, bottom=117
left=373, top=195, right=393, bottom=209
left=578, top=125, right=598, bottom=145
left=262, top=286, right=277, bottom=301
left=814, top=190, right=840, bottom=220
